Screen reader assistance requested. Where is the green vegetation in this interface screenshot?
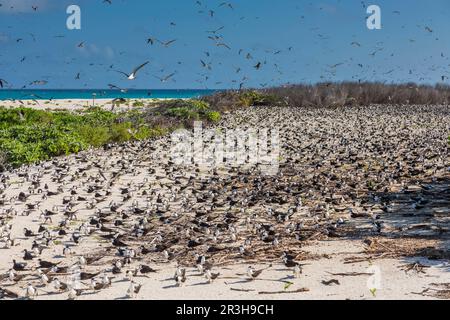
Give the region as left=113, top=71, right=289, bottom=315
left=0, top=107, right=157, bottom=167
left=206, top=111, right=221, bottom=123
left=141, top=99, right=222, bottom=128
left=132, top=100, right=145, bottom=107
left=164, top=99, right=211, bottom=120
left=0, top=99, right=225, bottom=169
left=201, top=90, right=281, bottom=112
left=238, top=90, right=280, bottom=107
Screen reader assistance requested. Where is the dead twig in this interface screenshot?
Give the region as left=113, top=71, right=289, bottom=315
left=230, top=288, right=255, bottom=292
left=327, top=272, right=374, bottom=276
left=258, top=288, right=309, bottom=295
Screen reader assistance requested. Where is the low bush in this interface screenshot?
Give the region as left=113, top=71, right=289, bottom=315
left=264, top=82, right=450, bottom=107
left=238, top=91, right=280, bottom=107
left=206, top=111, right=221, bottom=122
left=132, top=100, right=145, bottom=107
left=0, top=151, right=6, bottom=172
left=145, top=99, right=218, bottom=127
left=0, top=107, right=164, bottom=167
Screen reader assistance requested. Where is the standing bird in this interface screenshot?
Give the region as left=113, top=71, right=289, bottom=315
left=126, top=281, right=142, bottom=298
left=205, top=270, right=220, bottom=283
left=174, top=267, right=186, bottom=286
left=25, top=283, right=38, bottom=300
left=63, top=245, right=72, bottom=257
left=12, top=260, right=27, bottom=271
left=247, top=266, right=264, bottom=280
left=293, top=264, right=302, bottom=278
left=67, top=286, right=82, bottom=300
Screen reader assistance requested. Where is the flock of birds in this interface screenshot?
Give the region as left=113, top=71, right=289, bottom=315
left=1, top=0, right=449, bottom=97
left=0, top=103, right=449, bottom=300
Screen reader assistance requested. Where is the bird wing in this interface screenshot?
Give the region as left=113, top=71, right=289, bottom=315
left=165, top=39, right=177, bottom=46
left=164, top=73, right=176, bottom=80
left=115, top=70, right=130, bottom=78
left=217, top=43, right=231, bottom=49
left=108, top=84, right=122, bottom=90
left=132, top=61, right=149, bottom=75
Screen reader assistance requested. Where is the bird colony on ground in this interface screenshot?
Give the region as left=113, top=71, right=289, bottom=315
left=0, top=104, right=449, bottom=299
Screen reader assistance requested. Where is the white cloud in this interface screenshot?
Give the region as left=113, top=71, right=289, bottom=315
left=105, top=46, right=115, bottom=59
left=77, top=44, right=115, bottom=60
left=0, top=33, right=9, bottom=42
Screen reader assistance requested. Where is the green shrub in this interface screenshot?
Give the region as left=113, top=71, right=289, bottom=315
left=163, top=99, right=219, bottom=123
left=239, top=91, right=279, bottom=107
left=0, top=151, right=6, bottom=171
left=0, top=100, right=221, bottom=168
left=206, top=111, right=221, bottom=122
left=109, top=122, right=133, bottom=143
left=76, top=125, right=111, bottom=147
left=132, top=100, right=145, bottom=107
left=0, top=125, right=88, bottom=167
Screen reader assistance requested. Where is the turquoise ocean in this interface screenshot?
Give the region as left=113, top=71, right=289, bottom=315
left=0, top=89, right=220, bottom=101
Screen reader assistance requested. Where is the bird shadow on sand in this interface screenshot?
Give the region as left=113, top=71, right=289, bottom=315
left=189, top=281, right=210, bottom=286
left=343, top=177, right=450, bottom=273
left=278, top=275, right=295, bottom=281
left=41, top=291, right=63, bottom=296
left=162, top=284, right=179, bottom=289
left=273, top=268, right=292, bottom=272
left=224, top=279, right=252, bottom=285
left=81, top=291, right=99, bottom=296
left=114, top=278, right=130, bottom=283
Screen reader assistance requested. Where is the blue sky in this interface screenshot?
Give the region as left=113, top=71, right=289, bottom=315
left=0, top=0, right=449, bottom=89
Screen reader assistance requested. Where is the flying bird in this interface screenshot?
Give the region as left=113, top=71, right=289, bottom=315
left=158, top=39, right=177, bottom=47
left=154, top=72, right=176, bottom=82
left=146, top=37, right=157, bottom=45
left=206, top=26, right=224, bottom=34
left=219, top=2, right=233, bottom=10
left=29, top=80, right=48, bottom=86
left=216, top=42, right=231, bottom=50
left=116, top=61, right=149, bottom=80
left=108, top=84, right=128, bottom=92
left=0, top=78, right=8, bottom=88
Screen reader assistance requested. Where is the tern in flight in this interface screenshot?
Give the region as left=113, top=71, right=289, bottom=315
left=0, top=78, right=8, bottom=88
left=154, top=72, right=176, bottom=82
left=116, top=61, right=149, bottom=80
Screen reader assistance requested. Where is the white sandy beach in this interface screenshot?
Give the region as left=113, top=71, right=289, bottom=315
left=0, top=99, right=171, bottom=112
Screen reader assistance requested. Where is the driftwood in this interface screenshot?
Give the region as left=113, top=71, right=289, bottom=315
left=321, top=279, right=340, bottom=286
left=399, top=261, right=430, bottom=274
left=230, top=288, right=255, bottom=292
left=258, top=288, right=309, bottom=295
left=327, top=272, right=374, bottom=276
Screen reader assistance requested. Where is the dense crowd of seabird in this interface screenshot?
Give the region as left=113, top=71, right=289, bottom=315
left=0, top=104, right=449, bottom=299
